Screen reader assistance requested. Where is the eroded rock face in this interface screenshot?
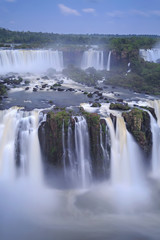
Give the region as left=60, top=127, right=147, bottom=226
left=122, top=108, right=152, bottom=153
left=38, top=109, right=111, bottom=179
left=38, top=111, right=71, bottom=168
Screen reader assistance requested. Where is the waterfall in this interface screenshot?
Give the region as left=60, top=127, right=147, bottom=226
left=74, top=116, right=92, bottom=187
left=62, top=120, right=66, bottom=176
left=0, top=107, right=43, bottom=182
left=67, top=122, right=77, bottom=181
left=99, top=123, right=110, bottom=175
left=106, top=116, right=145, bottom=186
left=148, top=112, right=160, bottom=178
left=0, top=49, right=64, bottom=74
left=148, top=100, right=160, bottom=178
left=81, top=49, right=104, bottom=70
left=149, top=100, right=160, bottom=126
left=106, top=51, right=111, bottom=71
left=140, top=49, right=160, bottom=63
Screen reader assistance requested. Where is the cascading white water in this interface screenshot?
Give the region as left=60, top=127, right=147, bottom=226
left=149, top=100, right=160, bottom=126
left=74, top=116, right=92, bottom=187
left=99, top=124, right=110, bottom=174
left=140, top=48, right=160, bottom=63
left=0, top=49, right=64, bottom=74
left=147, top=100, right=160, bottom=178
left=105, top=116, right=145, bottom=186
left=81, top=49, right=104, bottom=70
left=1, top=104, right=160, bottom=239
left=0, top=107, right=43, bottom=182
left=148, top=112, right=160, bottom=178
left=62, top=120, right=66, bottom=176
left=106, top=51, right=111, bottom=71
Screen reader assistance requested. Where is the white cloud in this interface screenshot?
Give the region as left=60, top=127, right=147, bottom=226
left=131, top=10, right=149, bottom=17
left=82, top=8, right=95, bottom=13
left=106, top=9, right=160, bottom=18
left=58, top=4, right=80, bottom=16
left=151, top=10, right=160, bottom=16
left=106, top=11, right=124, bottom=18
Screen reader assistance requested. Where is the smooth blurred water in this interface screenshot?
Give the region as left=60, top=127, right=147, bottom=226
left=0, top=50, right=63, bottom=73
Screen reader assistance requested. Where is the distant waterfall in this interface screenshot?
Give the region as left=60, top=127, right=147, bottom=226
left=81, top=49, right=104, bottom=70
left=0, top=49, right=64, bottom=74
left=140, top=49, right=160, bottom=63
left=0, top=107, right=43, bottom=182
left=106, top=51, right=111, bottom=71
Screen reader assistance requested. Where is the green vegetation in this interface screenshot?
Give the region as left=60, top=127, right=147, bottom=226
left=105, top=37, right=160, bottom=95
left=48, top=110, right=71, bottom=131
left=110, top=37, right=156, bottom=54
left=122, top=108, right=152, bottom=153
left=109, top=103, right=130, bottom=111
left=80, top=108, right=100, bottom=129
left=91, top=102, right=101, bottom=107
left=0, top=84, right=7, bottom=96
left=63, top=66, right=102, bottom=86
left=1, top=27, right=159, bottom=49
left=1, top=27, right=160, bottom=95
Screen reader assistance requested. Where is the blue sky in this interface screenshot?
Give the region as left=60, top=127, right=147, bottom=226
left=0, top=0, right=160, bottom=34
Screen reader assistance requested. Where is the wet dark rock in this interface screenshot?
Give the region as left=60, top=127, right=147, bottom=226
left=110, top=113, right=117, bottom=130
left=93, top=91, right=99, bottom=95
left=110, top=103, right=130, bottom=111
left=82, top=110, right=109, bottom=178
left=117, top=98, right=123, bottom=102
left=87, top=93, right=93, bottom=98
left=66, top=88, right=75, bottom=92
left=42, top=84, right=48, bottom=89
left=53, top=83, right=61, bottom=87
left=99, top=96, right=104, bottom=100
left=140, top=106, right=157, bottom=121
left=33, top=88, right=37, bottom=92
left=42, top=76, right=49, bottom=80
left=25, top=87, right=29, bottom=91
left=38, top=110, right=72, bottom=167
left=57, top=88, right=65, bottom=91
left=122, top=108, right=152, bottom=153
left=91, top=102, right=101, bottom=107
left=95, top=87, right=103, bottom=91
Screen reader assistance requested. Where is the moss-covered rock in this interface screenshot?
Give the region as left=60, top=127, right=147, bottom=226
left=82, top=110, right=110, bottom=178
left=110, top=103, right=130, bottom=111
left=140, top=106, right=157, bottom=121
left=0, top=84, right=7, bottom=96
left=38, top=110, right=72, bottom=167
left=91, top=102, right=101, bottom=108
left=87, top=93, right=93, bottom=98
left=122, top=108, right=152, bottom=153
left=39, top=107, right=111, bottom=179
